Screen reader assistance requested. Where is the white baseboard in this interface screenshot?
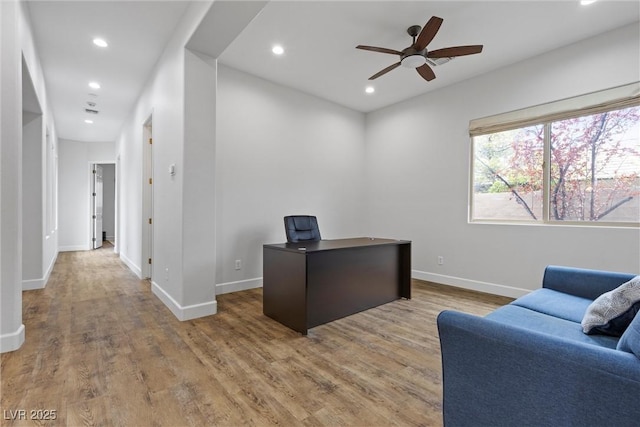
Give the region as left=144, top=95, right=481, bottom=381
left=211, top=272, right=526, bottom=300
left=59, top=244, right=90, bottom=252
left=0, top=324, right=25, bottom=353
left=120, top=253, right=142, bottom=279
left=44, top=250, right=58, bottom=286
left=22, top=251, right=59, bottom=290
left=413, top=270, right=530, bottom=299
left=22, top=278, right=45, bottom=291
left=216, top=277, right=262, bottom=295
left=212, top=273, right=528, bottom=299
left=151, top=281, right=217, bottom=321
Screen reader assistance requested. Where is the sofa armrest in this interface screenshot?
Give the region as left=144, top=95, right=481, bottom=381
left=437, top=310, right=640, bottom=427
left=542, top=265, right=635, bottom=300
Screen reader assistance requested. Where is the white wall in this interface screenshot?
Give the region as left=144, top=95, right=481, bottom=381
left=58, top=140, right=115, bottom=251
left=116, top=2, right=214, bottom=319
left=215, top=65, right=367, bottom=292
left=0, top=0, right=24, bottom=353
left=365, top=24, right=640, bottom=297
left=1, top=0, right=59, bottom=352
left=116, top=1, right=270, bottom=320
left=182, top=50, right=217, bottom=309
left=22, top=113, right=43, bottom=283
left=20, top=0, right=58, bottom=293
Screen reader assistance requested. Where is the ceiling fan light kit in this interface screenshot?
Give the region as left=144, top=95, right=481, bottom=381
left=356, top=16, right=483, bottom=83
left=401, top=52, right=426, bottom=68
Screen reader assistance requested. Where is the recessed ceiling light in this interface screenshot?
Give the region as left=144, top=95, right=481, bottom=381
left=93, top=38, right=108, bottom=48
left=88, top=82, right=101, bottom=89
left=580, top=0, right=597, bottom=5
left=365, top=86, right=375, bottom=94
left=84, top=119, right=94, bottom=124
left=272, top=45, right=284, bottom=55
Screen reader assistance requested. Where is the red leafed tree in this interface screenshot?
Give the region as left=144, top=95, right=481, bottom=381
left=475, top=105, right=639, bottom=221
left=549, top=106, right=640, bottom=221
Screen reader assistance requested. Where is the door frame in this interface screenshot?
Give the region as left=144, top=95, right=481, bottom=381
left=92, top=163, right=104, bottom=249
left=89, top=161, right=116, bottom=250
left=141, top=114, right=153, bottom=279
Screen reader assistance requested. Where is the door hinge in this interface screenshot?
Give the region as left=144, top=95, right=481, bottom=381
left=92, top=215, right=96, bottom=219
left=148, top=258, right=152, bottom=264
left=92, top=192, right=96, bottom=197
left=148, top=218, right=152, bottom=225
left=92, top=237, right=96, bottom=242
left=93, top=169, right=96, bottom=174
left=149, top=138, right=153, bottom=145
left=148, top=178, right=152, bottom=185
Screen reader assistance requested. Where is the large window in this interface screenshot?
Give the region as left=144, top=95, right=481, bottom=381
left=471, top=85, right=640, bottom=226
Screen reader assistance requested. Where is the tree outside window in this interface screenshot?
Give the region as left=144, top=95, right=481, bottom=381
left=473, top=125, right=544, bottom=221
left=472, top=105, right=640, bottom=224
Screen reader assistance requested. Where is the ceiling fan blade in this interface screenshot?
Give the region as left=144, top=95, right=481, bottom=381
left=356, top=45, right=403, bottom=56
left=414, top=16, right=443, bottom=51
left=427, top=45, right=483, bottom=58
left=416, top=64, right=436, bottom=81
left=369, top=62, right=401, bottom=80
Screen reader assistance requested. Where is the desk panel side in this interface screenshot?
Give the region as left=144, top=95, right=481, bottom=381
left=400, top=242, right=411, bottom=299
left=263, top=247, right=308, bottom=334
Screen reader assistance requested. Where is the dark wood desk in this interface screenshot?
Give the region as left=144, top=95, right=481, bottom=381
left=263, top=238, right=411, bottom=334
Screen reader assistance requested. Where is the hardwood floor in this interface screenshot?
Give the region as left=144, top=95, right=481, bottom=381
left=1, top=246, right=512, bottom=426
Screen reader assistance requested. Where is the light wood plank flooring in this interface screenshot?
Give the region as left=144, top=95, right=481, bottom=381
left=1, top=245, right=512, bottom=426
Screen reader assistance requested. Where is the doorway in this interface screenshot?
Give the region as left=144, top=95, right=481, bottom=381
left=92, top=164, right=103, bottom=249
left=91, top=163, right=116, bottom=250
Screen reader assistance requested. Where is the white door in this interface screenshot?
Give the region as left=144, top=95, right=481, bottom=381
left=93, top=164, right=104, bottom=249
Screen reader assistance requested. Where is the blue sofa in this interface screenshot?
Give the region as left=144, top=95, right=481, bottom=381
left=437, top=265, right=640, bottom=427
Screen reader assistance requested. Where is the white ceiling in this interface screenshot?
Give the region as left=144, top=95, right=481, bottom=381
left=219, top=0, right=640, bottom=112
left=26, top=1, right=640, bottom=143
left=26, top=1, right=191, bottom=142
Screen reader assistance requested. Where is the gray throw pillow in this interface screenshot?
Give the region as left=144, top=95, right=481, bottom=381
left=581, top=276, right=640, bottom=336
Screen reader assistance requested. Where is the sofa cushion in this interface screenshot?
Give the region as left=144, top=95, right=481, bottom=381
left=511, top=288, right=593, bottom=323
left=617, top=312, right=640, bottom=359
left=486, top=305, right=619, bottom=349
left=582, top=276, right=640, bottom=336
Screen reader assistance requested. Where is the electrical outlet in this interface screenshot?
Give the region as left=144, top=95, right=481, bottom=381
left=235, top=259, right=242, bottom=270
left=437, top=256, right=444, bottom=265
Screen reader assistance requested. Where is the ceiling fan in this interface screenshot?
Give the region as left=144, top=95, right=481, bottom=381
left=356, top=16, right=483, bottom=82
